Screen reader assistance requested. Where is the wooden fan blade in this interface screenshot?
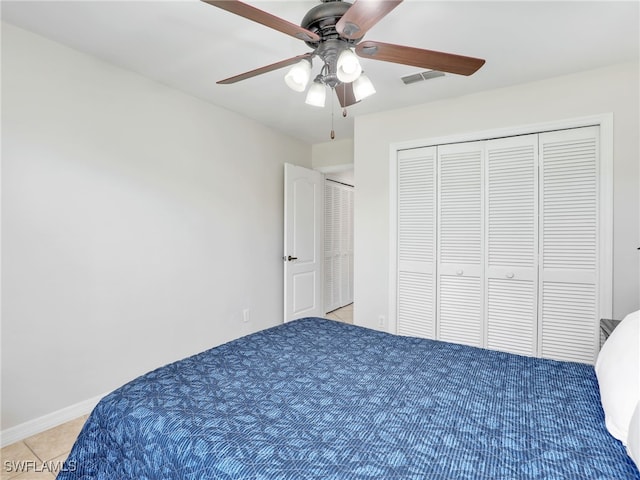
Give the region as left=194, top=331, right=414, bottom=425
left=336, top=0, right=403, bottom=40
left=335, top=82, right=359, bottom=108
left=217, top=54, right=312, bottom=84
left=202, top=0, right=320, bottom=43
left=356, top=40, right=485, bottom=76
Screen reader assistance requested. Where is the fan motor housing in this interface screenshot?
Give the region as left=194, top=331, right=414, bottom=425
left=301, top=1, right=360, bottom=48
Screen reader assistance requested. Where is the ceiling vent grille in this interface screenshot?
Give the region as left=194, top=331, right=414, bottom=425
left=401, top=70, right=445, bottom=85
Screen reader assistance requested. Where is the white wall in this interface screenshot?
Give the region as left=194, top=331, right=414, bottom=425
left=312, top=138, right=353, bottom=171
left=1, top=23, right=311, bottom=431
left=312, top=138, right=355, bottom=184
left=354, top=62, right=639, bottom=330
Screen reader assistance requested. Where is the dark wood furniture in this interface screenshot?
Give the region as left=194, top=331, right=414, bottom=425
left=600, top=318, right=622, bottom=348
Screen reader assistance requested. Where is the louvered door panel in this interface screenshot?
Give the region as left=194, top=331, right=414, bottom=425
left=439, top=276, right=482, bottom=346
left=487, top=278, right=536, bottom=354
left=539, top=126, right=599, bottom=363
left=397, top=147, right=436, bottom=338
left=485, top=135, right=538, bottom=355
left=324, top=182, right=337, bottom=312
left=439, top=150, right=482, bottom=265
left=437, top=142, right=484, bottom=346
left=541, top=282, right=596, bottom=362
left=325, top=181, right=354, bottom=312
left=398, top=271, right=433, bottom=337
left=333, top=185, right=343, bottom=308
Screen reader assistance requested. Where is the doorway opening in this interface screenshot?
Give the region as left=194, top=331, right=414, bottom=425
left=323, top=169, right=354, bottom=321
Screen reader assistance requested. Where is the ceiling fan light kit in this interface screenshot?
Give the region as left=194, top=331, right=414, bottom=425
left=305, top=80, right=327, bottom=107
left=206, top=0, right=485, bottom=137
left=284, top=58, right=312, bottom=92
left=352, top=72, right=376, bottom=102
left=289, top=43, right=367, bottom=104
left=335, top=48, right=362, bottom=83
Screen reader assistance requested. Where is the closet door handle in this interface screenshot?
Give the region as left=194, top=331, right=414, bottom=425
left=506, top=272, right=515, bottom=279
left=456, top=269, right=464, bottom=276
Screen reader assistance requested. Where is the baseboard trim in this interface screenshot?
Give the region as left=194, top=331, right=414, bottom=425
left=1, top=392, right=108, bottom=447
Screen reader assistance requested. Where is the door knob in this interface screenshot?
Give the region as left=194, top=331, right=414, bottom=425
left=287, top=255, right=298, bottom=261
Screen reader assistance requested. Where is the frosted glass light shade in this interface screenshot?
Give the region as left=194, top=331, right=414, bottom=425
left=285, top=59, right=311, bottom=92
left=353, top=73, right=376, bottom=101
left=336, top=49, right=362, bottom=83
left=305, top=82, right=326, bottom=107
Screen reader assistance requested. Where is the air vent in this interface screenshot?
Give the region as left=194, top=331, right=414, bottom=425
left=401, top=70, right=445, bottom=85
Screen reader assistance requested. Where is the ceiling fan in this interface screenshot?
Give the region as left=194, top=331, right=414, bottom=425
left=203, top=0, right=485, bottom=125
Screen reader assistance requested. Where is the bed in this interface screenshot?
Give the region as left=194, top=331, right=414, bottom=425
left=59, top=317, right=640, bottom=479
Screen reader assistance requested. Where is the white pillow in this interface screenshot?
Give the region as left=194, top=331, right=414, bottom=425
left=627, top=401, right=640, bottom=470
left=595, top=310, right=640, bottom=445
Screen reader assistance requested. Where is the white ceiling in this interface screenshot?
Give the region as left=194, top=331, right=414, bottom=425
left=2, top=1, right=639, bottom=145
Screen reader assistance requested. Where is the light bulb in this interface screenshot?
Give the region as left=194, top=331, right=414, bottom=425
left=284, top=59, right=311, bottom=92
left=336, top=49, right=362, bottom=83
left=305, top=81, right=326, bottom=107
left=353, top=73, right=376, bottom=101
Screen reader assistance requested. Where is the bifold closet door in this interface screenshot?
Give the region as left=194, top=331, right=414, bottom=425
left=397, top=147, right=436, bottom=338
left=485, top=135, right=538, bottom=356
left=324, top=182, right=341, bottom=313
left=324, top=181, right=354, bottom=313
left=437, top=142, right=484, bottom=347
left=539, top=126, right=600, bottom=363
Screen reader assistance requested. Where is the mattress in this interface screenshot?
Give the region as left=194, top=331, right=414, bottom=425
left=59, top=317, right=640, bottom=479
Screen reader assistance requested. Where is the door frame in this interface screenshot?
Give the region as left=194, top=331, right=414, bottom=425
left=388, top=113, right=613, bottom=336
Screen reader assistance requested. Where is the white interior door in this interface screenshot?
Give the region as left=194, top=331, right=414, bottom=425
left=538, top=126, right=600, bottom=363
left=284, top=163, right=324, bottom=322
left=396, top=146, right=437, bottom=339
left=484, top=134, right=538, bottom=356
left=437, top=141, right=485, bottom=347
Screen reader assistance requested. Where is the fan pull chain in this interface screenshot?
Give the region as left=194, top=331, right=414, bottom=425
left=330, top=89, right=335, bottom=140
left=330, top=107, right=335, bottom=139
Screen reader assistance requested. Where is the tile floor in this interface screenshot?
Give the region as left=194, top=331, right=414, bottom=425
left=325, top=303, right=353, bottom=324
left=1, top=304, right=353, bottom=479
left=1, top=415, right=88, bottom=480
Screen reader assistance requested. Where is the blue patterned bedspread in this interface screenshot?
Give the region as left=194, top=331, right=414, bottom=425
left=59, top=318, right=639, bottom=479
